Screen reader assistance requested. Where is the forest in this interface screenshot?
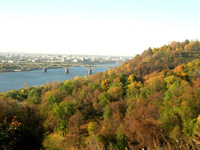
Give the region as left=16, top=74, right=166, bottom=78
left=1, top=39, right=200, bottom=150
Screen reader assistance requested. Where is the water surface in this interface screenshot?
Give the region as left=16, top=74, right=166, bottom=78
left=0, top=63, right=119, bottom=93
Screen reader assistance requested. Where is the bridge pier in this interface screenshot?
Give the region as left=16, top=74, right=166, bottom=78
left=88, top=69, right=92, bottom=75
left=43, top=67, right=47, bottom=72
left=65, top=68, right=69, bottom=74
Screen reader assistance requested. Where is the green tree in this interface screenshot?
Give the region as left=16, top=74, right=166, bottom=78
left=116, top=125, right=127, bottom=150
left=53, top=101, right=75, bottom=136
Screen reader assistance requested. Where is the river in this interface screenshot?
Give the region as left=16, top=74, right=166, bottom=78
left=0, top=63, right=120, bottom=93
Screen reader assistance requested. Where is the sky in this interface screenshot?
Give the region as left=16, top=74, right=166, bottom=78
left=0, top=0, right=200, bottom=56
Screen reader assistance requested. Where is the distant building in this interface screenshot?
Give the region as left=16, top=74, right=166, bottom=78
left=2, top=60, right=8, bottom=63
left=8, top=60, right=15, bottom=63
left=79, top=56, right=85, bottom=62
left=61, top=57, right=66, bottom=62
left=32, top=59, right=40, bottom=62
left=72, top=59, right=79, bottom=63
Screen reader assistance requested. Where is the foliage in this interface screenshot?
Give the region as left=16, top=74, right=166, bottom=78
left=1, top=39, right=200, bottom=149
left=0, top=116, right=21, bottom=150
left=0, top=100, right=46, bottom=150
left=53, top=101, right=75, bottom=136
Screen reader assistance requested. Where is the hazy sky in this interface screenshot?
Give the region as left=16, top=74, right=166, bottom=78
left=0, top=0, right=200, bottom=56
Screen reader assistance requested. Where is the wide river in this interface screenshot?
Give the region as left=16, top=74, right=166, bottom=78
left=0, top=63, right=120, bottom=93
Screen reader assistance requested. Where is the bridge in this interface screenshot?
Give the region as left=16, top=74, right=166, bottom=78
left=0, top=62, right=115, bottom=75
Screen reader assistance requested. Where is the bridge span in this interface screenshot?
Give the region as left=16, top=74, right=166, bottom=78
left=0, top=63, right=115, bottom=75
left=42, top=65, right=113, bottom=75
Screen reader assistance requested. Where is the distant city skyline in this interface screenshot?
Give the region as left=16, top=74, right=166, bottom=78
left=0, top=0, right=200, bottom=56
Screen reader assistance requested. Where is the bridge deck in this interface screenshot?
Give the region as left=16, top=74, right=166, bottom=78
left=0, top=63, right=116, bottom=74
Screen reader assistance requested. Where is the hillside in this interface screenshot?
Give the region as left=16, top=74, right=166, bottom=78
left=115, top=39, right=200, bottom=78
left=1, top=40, right=200, bottom=150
